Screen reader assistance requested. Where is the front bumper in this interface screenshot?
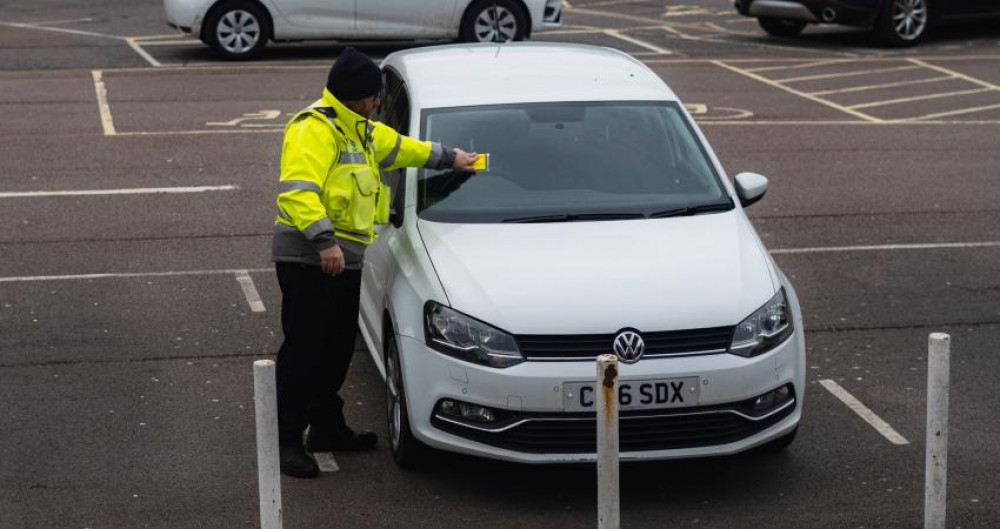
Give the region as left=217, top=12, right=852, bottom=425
left=397, top=327, right=804, bottom=463
left=736, top=0, right=879, bottom=27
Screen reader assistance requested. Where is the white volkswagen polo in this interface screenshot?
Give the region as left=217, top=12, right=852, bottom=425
left=359, top=43, right=805, bottom=467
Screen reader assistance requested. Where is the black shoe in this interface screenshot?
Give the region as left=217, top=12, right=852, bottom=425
left=307, top=427, right=378, bottom=452
left=279, top=445, right=319, bottom=478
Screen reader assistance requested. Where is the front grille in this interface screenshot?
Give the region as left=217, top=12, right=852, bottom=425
left=516, top=326, right=735, bottom=361
left=432, top=399, right=795, bottom=454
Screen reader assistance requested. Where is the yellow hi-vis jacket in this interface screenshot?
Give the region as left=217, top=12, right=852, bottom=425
left=272, top=88, right=455, bottom=265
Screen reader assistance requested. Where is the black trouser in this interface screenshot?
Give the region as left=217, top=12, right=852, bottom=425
left=275, top=262, right=362, bottom=447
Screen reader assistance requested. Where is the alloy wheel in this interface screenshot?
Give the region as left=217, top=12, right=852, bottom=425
left=891, top=0, right=927, bottom=41
left=474, top=6, right=517, bottom=42
left=216, top=10, right=261, bottom=54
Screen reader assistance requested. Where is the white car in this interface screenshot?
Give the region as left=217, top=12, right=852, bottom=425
left=164, top=0, right=562, bottom=59
left=359, top=43, right=806, bottom=466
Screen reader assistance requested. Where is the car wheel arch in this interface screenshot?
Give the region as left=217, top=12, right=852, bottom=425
left=459, top=0, right=533, bottom=40
left=200, top=0, right=275, bottom=44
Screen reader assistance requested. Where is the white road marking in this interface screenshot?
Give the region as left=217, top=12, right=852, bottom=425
left=0, top=185, right=238, bottom=199
left=313, top=452, right=340, bottom=473
left=809, top=75, right=955, bottom=96
left=743, top=59, right=846, bottom=73
left=0, top=19, right=122, bottom=39
left=820, top=379, right=909, bottom=445
left=0, top=268, right=271, bottom=284
left=908, top=58, right=1000, bottom=92
left=712, top=60, right=883, bottom=122
left=602, top=29, right=672, bottom=55
left=235, top=270, right=266, bottom=313
left=133, top=39, right=202, bottom=46
left=125, top=37, right=162, bottom=68
left=847, top=88, right=993, bottom=110
left=901, top=102, right=1000, bottom=122
left=771, top=241, right=1000, bottom=254
left=775, top=65, right=920, bottom=84
left=110, top=129, right=284, bottom=137
left=91, top=70, right=116, bottom=136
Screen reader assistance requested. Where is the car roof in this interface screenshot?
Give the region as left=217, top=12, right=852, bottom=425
left=382, top=43, right=678, bottom=110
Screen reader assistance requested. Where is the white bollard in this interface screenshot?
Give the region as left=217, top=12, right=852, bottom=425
left=254, top=360, right=283, bottom=529
left=925, top=333, right=950, bottom=529
left=597, top=354, right=620, bottom=529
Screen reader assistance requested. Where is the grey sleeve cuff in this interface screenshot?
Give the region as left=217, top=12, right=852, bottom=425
left=310, top=232, right=339, bottom=252
left=425, top=142, right=457, bottom=171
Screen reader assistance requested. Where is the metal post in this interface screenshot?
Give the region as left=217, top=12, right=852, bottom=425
left=254, top=360, right=283, bottom=529
left=925, top=333, right=950, bottom=529
left=597, top=354, right=620, bottom=529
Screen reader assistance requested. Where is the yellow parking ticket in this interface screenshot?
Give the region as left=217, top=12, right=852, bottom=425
left=472, top=153, right=489, bottom=171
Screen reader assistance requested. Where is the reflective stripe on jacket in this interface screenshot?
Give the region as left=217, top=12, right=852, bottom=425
left=272, top=88, right=455, bottom=265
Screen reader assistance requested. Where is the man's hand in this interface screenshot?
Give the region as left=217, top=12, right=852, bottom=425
left=452, top=148, right=479, bottom=173
left=320, top=244, right=345, bottom=276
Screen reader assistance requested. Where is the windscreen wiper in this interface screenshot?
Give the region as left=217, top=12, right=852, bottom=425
left=647, top=201, right=734, bottom=219
left=501, top=212, right=645, bottom=223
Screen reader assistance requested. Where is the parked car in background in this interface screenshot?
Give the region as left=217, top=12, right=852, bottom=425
left=360, top=43, right=806, bottom=467
left=164, top=0, right=562, bottom=59
left=735, top=0, right=1000, bottom=46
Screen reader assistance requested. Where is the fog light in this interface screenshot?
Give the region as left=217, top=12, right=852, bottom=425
left=775, top=385, right=792, bottom=404
left=753, top=392, right=775, bottom=411
left=437, top=399, right=497, bottom=423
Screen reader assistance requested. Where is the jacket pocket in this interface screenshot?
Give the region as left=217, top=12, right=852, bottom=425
left=348, top=166, right=379, bottom=233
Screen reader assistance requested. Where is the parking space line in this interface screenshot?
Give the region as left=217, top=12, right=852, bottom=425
left=770, top=241, right=1000, bottom=254
left=819, top=379, right=909, bottom=445
left=776, top=65, right=920, bottom=84
left=0, top=185, right=238, bottom=199
left=0, top=19, right=122, bottom=40
left=809, top=75, right=955, bottom=96
left=901, top=102, right=1000, bottom=122
left=0, top=268, right=271, bottom=283
left=743, top=59, right=846, bottom=73
left=848, top=88, right=993, bottom=110
left=124, top=37, right=163, bottom=67
left=235, top=270, right=266, bottom=313
left=908, top=58, right=1000, bottom=92
left=602, top=29, right=672, bottom=55
left=91, top=70, right=116, bottom=136
left=313, top=452, right=340, bottom=473
left=711, top=60, right=882, bottom=122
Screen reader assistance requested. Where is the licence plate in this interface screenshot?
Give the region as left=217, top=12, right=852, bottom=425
left=563, top=377, right=700, bottom=412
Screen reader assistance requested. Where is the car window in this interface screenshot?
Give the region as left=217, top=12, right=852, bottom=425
left=380, top=68, right=409, bottom=135
left=418, top=101, right=730, bottom=223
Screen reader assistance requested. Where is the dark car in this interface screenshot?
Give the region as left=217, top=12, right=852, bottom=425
left=735, top=0, right=1000, bottom=46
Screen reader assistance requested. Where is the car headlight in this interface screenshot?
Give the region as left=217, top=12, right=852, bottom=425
left=730, top=288, right=793, bottom=357
left=424, top=302, right=524, bottom=368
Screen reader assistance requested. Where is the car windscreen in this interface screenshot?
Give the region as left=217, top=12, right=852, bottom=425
left=417, top=101, right=732, bottom=223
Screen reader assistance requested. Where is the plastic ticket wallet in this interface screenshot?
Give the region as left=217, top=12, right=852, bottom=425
left=472, top=153, right=489, bottom=171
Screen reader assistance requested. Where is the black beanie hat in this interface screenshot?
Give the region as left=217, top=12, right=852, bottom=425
left=327, top=47, right=383, bottom=101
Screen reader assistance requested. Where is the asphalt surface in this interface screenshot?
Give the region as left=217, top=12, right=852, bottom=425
left=2, top=0, right=1000, bottom=527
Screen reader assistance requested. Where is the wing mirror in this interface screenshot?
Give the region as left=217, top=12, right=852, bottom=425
left=734, top=172, right=768, bottom=208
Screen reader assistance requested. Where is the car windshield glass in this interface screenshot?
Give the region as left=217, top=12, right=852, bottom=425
left=418, top=101, right=731, bottom=223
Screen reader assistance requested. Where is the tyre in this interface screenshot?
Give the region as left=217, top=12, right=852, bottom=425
left=385, top=333, right=430, bottom=468
left=758, top=427, right=797, bottom=454
left=203, top=0, right=270, bottom=60
left=460, top=0, right=528, bottom=43
left=874, top=0, right=929, bottom=46
left=757, top=17, right=807, bottom=37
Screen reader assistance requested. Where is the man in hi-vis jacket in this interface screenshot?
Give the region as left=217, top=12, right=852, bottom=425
left=272, top=47, right=478, bottom=478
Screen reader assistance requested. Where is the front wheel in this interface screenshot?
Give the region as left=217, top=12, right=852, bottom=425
left=204, top=0, right=270, bottom=60
left=874, top=0, right=929, bottom=46
left=460, top=0, right=528, bottom=43
left=757, top=17, right=807, bottom=37
left=385, top=334, right=429, bottom=468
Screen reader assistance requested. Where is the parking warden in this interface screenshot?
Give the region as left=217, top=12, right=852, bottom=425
left=272, top=47, right=478, bottom=478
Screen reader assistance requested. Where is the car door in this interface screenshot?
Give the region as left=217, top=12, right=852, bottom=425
left=267, top=0, right=355, bottom=36
left=355, top=0, right=459, bottom=38
left=937, top=0, right=998, bottom=17
left=359, top=69, right=410, bottom=355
